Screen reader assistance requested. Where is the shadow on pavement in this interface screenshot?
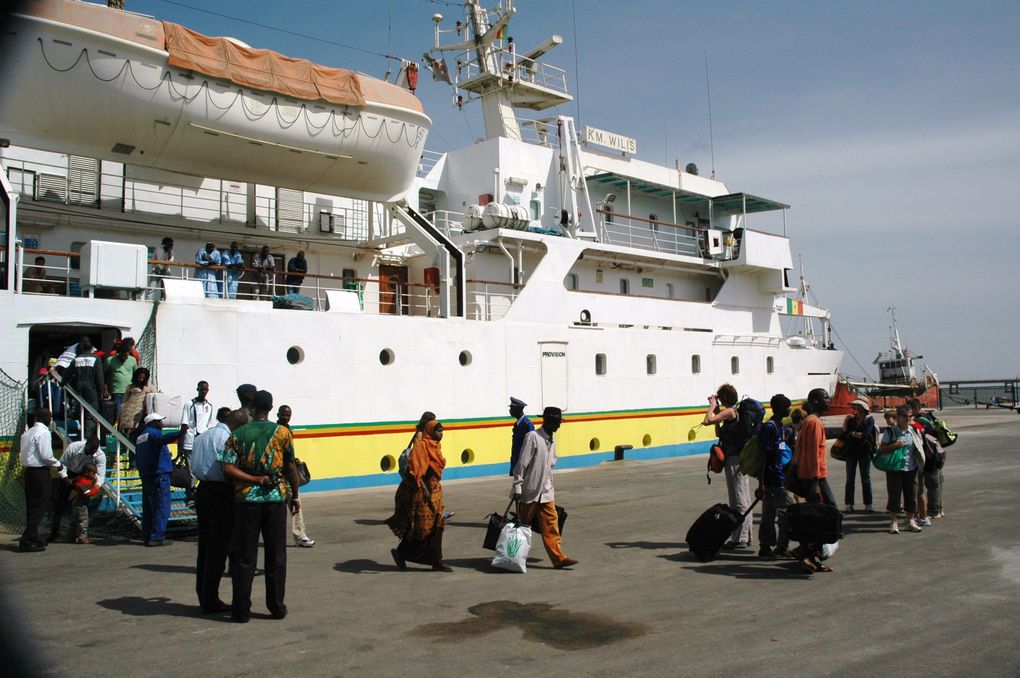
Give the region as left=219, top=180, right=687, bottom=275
left=687, top=561, right=816, bottom=579
left=333, top=558, right=394, bottom=574
left=96, top=596, right=231, bottom=621
left=131, top=563, right=196, bottom=574
left=353, top=519, right=387, bottom=526
left=605, top=541, right=683, bottom=550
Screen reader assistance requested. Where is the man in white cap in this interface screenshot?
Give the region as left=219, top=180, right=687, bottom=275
left=134, top=411, right=188, bottom=546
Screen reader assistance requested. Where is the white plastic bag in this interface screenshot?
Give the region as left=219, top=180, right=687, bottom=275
left=820, top=540, right=839, bottom=561
left=491, top=522, right=532, bottom=573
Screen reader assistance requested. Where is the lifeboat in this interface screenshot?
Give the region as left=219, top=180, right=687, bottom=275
left=0, top=0, right=431, bottom=202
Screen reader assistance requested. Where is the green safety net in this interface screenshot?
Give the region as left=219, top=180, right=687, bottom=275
left=0, top=368, right=27, bottom=534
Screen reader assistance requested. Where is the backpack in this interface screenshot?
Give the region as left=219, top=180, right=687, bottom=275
left=738, top=436, right=763, bottom=477
left=933, top=419, right=957, bottom=447
left=921, top=433, right=945, bottom=472
left=397, top=445, right=413, bottom=480
left=735, top=398, right=766, bottom=451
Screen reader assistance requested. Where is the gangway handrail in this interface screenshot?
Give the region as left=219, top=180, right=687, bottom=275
left=58, top=380, right=139, bottom=527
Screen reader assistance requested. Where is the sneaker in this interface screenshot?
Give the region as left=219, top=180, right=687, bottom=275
left=758, top=547, right=778, bottom=560
left=843, top=505, right=854, bottom=514
left=75, top=537, right=94, bottom=545
left=296, top=536, right=315, bottom=548
left=889, top=522, right=900, bottom=534
left=907, top=520, right=923, bottom=532
left=864, top=504, right=874, bottom=512
left=934, top=511, right=945, bottom=519
left=919, top=517, right=932, bottom=527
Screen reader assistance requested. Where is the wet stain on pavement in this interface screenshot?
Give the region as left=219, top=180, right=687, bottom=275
left=412, top=600, right=647, bottom=651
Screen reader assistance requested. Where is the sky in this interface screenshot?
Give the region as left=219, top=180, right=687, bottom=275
left=26, top=1, right=1020, bottom=379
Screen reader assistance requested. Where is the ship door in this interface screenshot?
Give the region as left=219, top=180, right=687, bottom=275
left=379, top=264, right=409, bottom=315
left=539, top=341, right=569, bottom=410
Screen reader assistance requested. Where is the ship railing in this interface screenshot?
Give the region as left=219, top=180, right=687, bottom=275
left=457, top=47, right=569, bottom=97
left=417, top=150, right=445, bottom=177
left=596, top=210, right=704, bottom=258
left=519, top=118, right=561, bottom=148
left=426, top=210, right=465, bottom=238
left=465, top=278, right=522, bottom=321
left=3, top=153, right=384, bottom=242
left=6, top=246, right=441, bottom=317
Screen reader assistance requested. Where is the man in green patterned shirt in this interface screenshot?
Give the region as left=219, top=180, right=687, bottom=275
left=220, top=389, right=301, bottom=623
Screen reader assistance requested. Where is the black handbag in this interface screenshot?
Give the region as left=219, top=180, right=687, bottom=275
left=295, top=458, right=311, bottom=486
left=170, top=459, right=192, bottom=489
left=483, top=500, right=516, bottom=551
left=783, top=502, right=843, bottom=544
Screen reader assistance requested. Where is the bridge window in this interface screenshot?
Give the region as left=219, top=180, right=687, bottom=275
left=566, top=273, right=578, bottom=290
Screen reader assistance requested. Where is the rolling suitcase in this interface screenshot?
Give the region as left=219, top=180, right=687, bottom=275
left=685, top=497, right=760, bottom=562
left=783, top=503, right=842, bottom=545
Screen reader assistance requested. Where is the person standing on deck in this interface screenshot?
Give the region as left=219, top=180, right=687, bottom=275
left=221, top=390, right=302, bottom=622
left=277, top=405, right=314, bottom=548
left=254, top=246, right=275, bottom=300
left=191, top=406, right=234, bottom=614
left=511, top=406, right=578, bottom=569
left=222, top=242, right=245, bottom=300
left=19, top=408, right=62, bottom=552
left=135, top=412, right=188, bottom=547
left=285, top=251, right=307, bottom=295
left=195, top=243, right=221, bottom=298
left=508, top=396, right=534, bottom=475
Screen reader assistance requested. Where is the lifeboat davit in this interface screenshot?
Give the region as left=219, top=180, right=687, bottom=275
left=0, top=0, right=431, bottom=202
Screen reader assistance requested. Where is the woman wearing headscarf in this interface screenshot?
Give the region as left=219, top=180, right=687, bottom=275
left=118, top=367, right=156, bottom=440
left=386, top=420, right=452, bottom=571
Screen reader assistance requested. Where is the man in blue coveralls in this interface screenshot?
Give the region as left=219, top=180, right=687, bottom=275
left=135, top=411, right=188, bottom=546
left=509, top=396, right=534, bottom=475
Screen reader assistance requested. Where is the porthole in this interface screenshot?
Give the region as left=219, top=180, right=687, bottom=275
left=379, top=348, right=395, bottom=366
left=589, top=437, right=600, bottom=451
left=642, top=434, right=652, bottom=447
left=286, top=346, right=304, bottom=365
left=461, top=449, right=475, bottom=464
left=380, top=455, right=396, bottom=472
left=459, top=350, right=472, bottom=366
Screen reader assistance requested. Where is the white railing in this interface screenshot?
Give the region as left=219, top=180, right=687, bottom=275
left=599, top=217, right=702, bottom=257
left=418, top=150, right=444, bottom=177
left=466, top=279, right=521, bottom=321
left=519, top=118, right=560, bottom=147
left=427, top=210, right=465, bottom=238
left=457, top=47, right=569, bottom=97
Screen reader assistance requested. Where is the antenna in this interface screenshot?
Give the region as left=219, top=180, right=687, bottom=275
left=572, top=0, right=582, bottom=124
left=704, top=51, right=716, bottom=180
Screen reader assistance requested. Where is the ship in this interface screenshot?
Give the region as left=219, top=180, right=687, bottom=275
left=830, top=307, right=940, bottom=415
left=0, top=0, right=842, bottom=528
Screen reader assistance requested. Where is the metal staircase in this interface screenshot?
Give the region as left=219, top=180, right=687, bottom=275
left=57, top=382, right=197, bottom=533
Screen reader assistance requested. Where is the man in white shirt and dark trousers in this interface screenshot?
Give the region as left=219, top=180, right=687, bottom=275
left=49, top=435, right=106, bottom=544
left=511, top=406, right=578, bottom=569
left=20, top=408, right=62, bottom=552
left=182, top=380, right=214, bottom=505
left=191, top=406, right=234, bottom=614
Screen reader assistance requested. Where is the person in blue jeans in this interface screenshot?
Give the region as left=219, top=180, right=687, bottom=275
left=134, top=412, right=188, bottom=546
left=841, top=398, right=876, bottom=513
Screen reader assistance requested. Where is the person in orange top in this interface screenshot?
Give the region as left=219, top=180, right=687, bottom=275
left=386, top=419, right=452, bottom=572
left=793, top=388, right=838, bottom=572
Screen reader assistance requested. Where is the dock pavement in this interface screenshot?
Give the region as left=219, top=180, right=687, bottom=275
left=2, top=407, right=1019, bottom=677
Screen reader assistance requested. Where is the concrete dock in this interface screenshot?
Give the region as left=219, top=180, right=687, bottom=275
left=2, top=408, right=1018, bottom=677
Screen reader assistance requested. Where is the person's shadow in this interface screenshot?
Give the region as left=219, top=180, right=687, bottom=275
left=605, top=541, right=683, bottom=550
left=96, top=596, right=234, bottom=621
left=333, top=559, right=394, bottom=574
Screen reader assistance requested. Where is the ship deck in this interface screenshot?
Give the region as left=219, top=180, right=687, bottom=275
left=2, top=407, right=1018, bottom=676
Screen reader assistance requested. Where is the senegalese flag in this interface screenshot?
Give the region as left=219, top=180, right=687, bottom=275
left=786, top=297, right=804, bottom=315
left=496, top=26, right=505, bottom=39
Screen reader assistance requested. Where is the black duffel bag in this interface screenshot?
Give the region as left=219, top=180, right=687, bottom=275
left=783, top=502, right=842, bottom=544
left=483, top=500, right=516, bottom=551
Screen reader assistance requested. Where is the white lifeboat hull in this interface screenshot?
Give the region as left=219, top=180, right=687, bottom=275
left=0, top=0, right=431, bottom=202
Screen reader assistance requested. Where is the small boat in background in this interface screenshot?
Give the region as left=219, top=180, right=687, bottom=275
left=831, top=307, right=940, bottom=415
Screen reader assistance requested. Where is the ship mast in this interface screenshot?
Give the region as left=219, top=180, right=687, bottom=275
left=887, top=306, right=904, bottom=359
left=427, top=0, right=572, bottom=141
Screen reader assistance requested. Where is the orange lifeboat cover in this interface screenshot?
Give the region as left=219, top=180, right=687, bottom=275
left=162, top=21, right=366, bottom=107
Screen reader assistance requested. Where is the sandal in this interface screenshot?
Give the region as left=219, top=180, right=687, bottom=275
left=799, top=558, right=818, bottom=573
left=815, top=564, right=834, bottom=573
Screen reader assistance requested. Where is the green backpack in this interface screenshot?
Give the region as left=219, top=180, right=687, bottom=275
left=738, top=435, right=764, bottom=477
left=934, top=419, right=957, bottom=447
